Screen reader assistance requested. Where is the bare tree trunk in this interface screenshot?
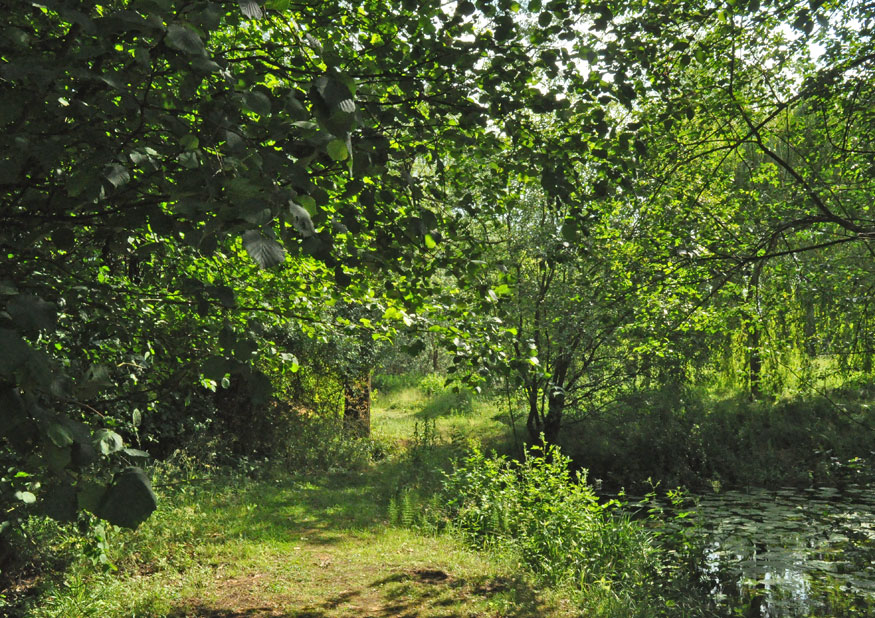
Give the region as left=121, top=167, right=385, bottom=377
left=748, top=324, right=763, bottom=399
left=747, top=242, right=774, bottom=400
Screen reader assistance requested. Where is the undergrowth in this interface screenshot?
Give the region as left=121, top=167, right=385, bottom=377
left=566, top=384, right=875, bottom=491
left=430, top=443, right=712, bottom=616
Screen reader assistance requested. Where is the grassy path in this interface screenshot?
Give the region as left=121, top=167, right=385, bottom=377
left=159, top=472, right=562, bottom=618
left=27, top=468, right=569, bottom=618
left=23, top=387, right=574, bottom=617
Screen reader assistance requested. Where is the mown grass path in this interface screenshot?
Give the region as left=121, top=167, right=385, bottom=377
left=25, top=467, right=570, bottom=618
left=21, top=386, right=576, bottom=617
left=156, top=471, right=562, bottom=618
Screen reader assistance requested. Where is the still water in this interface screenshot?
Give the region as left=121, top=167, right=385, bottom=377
left=688, top=485, right=875, bottom=617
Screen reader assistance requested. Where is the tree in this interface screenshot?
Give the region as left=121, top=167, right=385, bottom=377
left=0, top=0, right=600, bottom=537
left=553, top=0, right=875, bottom=398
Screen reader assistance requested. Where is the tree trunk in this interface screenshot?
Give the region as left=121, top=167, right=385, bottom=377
left=747, top=240, right=774, bottom=400
left=803, top=299, right=817, bottom=358
left=525, top=384, right=541, bottom=442
left=544, top=387, right=564, bottom=445
left=344, top=370, right=371, bottom=438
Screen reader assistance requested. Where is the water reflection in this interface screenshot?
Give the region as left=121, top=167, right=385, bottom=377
left=690, top=486, right=875, bottom=616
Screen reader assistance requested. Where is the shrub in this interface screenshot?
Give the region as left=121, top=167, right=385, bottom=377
left=440, top=443, right=658, bottom=591
left=269, top=408, right=384, bottom=473
left=418, top=372, right=447, bottom=397
left=372, top=372, right=424, bottom=393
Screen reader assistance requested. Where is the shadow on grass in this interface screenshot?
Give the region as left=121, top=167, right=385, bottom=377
left=170, top=568, right=556, bottom=618
left=369, top=569, right=555, bottom=618
left=415, top=390, right=474, bottom=419
left=177, top=470, right=389, bottom=547
left=169, top=604, right=339, bottom=617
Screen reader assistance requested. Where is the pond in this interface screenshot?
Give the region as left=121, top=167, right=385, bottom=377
left=680, top=485, right=875, bottom=617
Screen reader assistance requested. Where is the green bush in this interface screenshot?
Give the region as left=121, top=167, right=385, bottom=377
left=440, top=443, right=658, bottom=591
left=418, top=372, right=447, bottom=396
left=566, top=385, right=875, bottom=491
left=372, top=372, right=424, bottom=393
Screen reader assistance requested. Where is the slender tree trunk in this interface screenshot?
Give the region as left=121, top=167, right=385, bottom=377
left=343, top=370, right=371, bottom=438
left=747, top=242, right=774, bottom=400
left=525, top=383, right=541, bottom=442
left=803, top=298, right=817, bottom=358
left=748, top=324, right=763, bottom=399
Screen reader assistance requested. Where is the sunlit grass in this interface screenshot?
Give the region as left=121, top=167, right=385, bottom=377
left=23, top=466, right=578, bottom=618
left=372, top=379, right=517, bottom=452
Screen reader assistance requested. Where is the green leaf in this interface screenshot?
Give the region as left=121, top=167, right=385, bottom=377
left=424, top=233, right=437, bottom=249
left=242, top=91, right=271, bottom=117
left=178, top=151, right=201, bottom=169
left=0, top=328, right=31, bottom=376
left=0, top=387, right=26, bottom=438
left=14, top=491, right=36, bottom=504
left=239, top=0, right=264, bottom=19
left=279, top=352, right=299, bottom=372
left=122, top=448, right=150, bottom=458
left=166, top=24, right=206, bottom=56
left=383, top=306, right=403, bottom=320
left=311, top=76, right=355, bottom=111
left=327, top=138, right=349, bottom=161
left=288, top=201, right=315, bottom=236
left=242, top=230, right=286, bottom=268
left=95, top=467, right=157, bottom=529
left=93, top=429, right=124, bottom=456
left=43, top=442, right=71, bottom=473
left=180, top=134, right=199, bottom=151
left=7, top=294, right=58, bottom=334
left=190, top=56, right=221, bottom=73
left=47, top=423, right=74, bottom=448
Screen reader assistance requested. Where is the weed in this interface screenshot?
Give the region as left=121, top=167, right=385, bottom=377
left=418, top=372, right=447, bottom=397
